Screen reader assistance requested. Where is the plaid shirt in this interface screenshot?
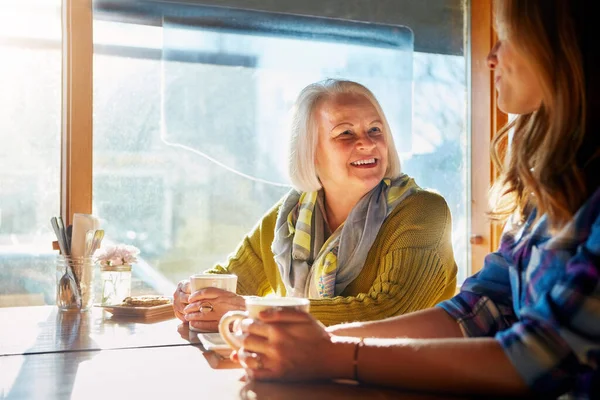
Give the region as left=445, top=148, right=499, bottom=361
left=439, top=187, right=600, bottom=399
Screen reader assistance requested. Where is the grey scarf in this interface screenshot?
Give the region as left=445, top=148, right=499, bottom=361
left=272, top=174, right=418, bottom=298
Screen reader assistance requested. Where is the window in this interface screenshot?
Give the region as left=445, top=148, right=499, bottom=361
left=0, top=1, right=62, bottom=306
left=2, top=0, right=494, bottom=307
left=93, top=1, right=469, bottom=285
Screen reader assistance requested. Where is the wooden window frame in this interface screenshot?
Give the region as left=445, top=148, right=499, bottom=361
left=61, top=0, right=502, bottom=277
left=469, top=0, right=507, bottom=274
left=61, top=0, right=93, bottom=225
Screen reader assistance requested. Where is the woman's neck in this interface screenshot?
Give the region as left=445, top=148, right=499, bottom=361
left=322, top=189, right=365, bottom=232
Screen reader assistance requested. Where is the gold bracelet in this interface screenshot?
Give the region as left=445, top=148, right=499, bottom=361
left=353, top=337, right=364, bottom=382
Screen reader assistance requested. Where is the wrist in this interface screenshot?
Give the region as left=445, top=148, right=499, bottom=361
left=326, top=335, right=362, bottom=380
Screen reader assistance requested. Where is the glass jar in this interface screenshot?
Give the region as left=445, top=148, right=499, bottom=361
left=56, top=255, right=95, bottom=311
left=99, top=264, right=132, bottom=305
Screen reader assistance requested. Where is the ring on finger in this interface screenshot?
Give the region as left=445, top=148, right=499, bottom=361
left=198, top=301, right=214, bottom=313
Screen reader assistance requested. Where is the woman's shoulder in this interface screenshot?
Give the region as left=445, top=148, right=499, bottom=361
left=379, top=188, right=451, bottom=248
left=389, top=187, right=450, bottom=221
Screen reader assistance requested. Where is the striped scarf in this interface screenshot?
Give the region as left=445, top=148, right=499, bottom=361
left=272, top=174, right=418, bottom=298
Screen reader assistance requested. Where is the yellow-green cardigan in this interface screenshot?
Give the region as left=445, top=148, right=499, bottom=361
left=206, top=189, right=457, bottom=326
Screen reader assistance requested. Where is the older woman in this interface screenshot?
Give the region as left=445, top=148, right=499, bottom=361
left=173, top=79, right=457, bottom=331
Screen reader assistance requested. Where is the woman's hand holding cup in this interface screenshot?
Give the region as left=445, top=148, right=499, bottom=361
left=173, top=273, right=242, bottom=332
left=218, top=297, right=350, bottom=381
left=184, top=286, right=246, bottom=332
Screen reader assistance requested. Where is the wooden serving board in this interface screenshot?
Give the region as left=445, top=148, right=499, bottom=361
left=95, top=303, right=175, bottom=319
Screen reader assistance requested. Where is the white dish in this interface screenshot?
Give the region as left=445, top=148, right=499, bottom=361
left=197, top=332, right=232, bottom=356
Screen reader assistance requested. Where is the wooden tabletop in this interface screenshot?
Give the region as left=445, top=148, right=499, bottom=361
left=1, top=346, right=465, bottom=400
left=0, top=306, right=196, bottom=356
left=0, top=306, right=473, bottom=399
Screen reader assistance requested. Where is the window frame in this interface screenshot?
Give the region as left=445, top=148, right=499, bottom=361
left=61, top=0, right=93, bottom=224
left=469, top=0, right=507, bottom=274
left=62, top=0, right=502, bottom=277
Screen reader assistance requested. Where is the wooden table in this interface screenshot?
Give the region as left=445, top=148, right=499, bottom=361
left=0, top=306, right=194, bottom=356
left=0, top=306, right=471, bottom=399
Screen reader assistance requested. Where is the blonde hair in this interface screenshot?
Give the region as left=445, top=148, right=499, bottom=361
left=490, top=0, right=600, bottom=228
left=288, top=79, right=402, bottom=192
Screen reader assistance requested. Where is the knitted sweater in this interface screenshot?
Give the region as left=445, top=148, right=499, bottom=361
left=205, top=189, right=457, bottom=326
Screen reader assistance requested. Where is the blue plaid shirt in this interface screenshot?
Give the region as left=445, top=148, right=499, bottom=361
left=439, top=187, right=600, bottom=399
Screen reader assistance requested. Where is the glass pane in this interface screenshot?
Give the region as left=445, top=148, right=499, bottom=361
left=93, top=21, right=174, bottom=296
left=409, top=52, right=468, bottom=283
left=162, top=13, right=412, bottom=186
left=0, top=1, right=62, bottom=307
left=93, top=2, right=469, bottom=290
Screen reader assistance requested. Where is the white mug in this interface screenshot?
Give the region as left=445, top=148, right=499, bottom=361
left=189, top=273, right=237, bottom=332
left=218, top=296, right=310, bottom=350
left=189, top=273, right=237, bottom=293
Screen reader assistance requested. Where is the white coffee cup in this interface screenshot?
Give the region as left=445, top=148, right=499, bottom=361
left=218, top=296, right=310, bottom=350
left=189, top=273, right=238, bottom=293
left=189, top=273, right=237, bottom=332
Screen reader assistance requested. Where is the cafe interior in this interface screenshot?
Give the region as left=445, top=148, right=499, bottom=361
left=3, top=0, right=586, bottom=399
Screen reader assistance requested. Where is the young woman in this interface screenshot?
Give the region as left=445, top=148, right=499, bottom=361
left=173, top=79, right=457, bottom=331
left=235, top=1, right=600, bottom=398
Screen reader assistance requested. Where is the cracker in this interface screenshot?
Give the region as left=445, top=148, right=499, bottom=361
left=121, top=295, right=172, bottom=307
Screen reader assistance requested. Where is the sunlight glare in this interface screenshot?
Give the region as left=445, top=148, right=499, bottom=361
left=0, top=2, right=60, bottom=41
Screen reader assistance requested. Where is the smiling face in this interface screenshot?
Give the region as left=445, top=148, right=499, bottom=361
left=314, top=93, right=388, bottom=199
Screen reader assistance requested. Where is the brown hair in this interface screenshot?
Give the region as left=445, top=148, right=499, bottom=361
left=490, top=0, right=600, bottom=228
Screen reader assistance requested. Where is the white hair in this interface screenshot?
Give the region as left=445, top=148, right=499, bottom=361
left=288, top=79, right=402, bottom=192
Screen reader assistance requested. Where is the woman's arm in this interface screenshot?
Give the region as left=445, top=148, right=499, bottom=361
left=241, top=309, right=528, bottom=397
left=350, top=336, right=528, bottom=396
left=326, top=239, right=519, bottom=338
left=327, top=307, right=464, bottom=338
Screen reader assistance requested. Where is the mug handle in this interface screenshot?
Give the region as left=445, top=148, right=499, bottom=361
left=218, top=310, right=247, bottom=350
